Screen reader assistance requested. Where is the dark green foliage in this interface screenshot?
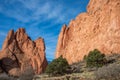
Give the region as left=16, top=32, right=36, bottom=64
left=85, top=49, right=106, bottom=67
left=45, top=56, right=69, bottom=76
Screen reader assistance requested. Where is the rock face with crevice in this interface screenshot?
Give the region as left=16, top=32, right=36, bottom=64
left=0, top=28, right=48, bottom=76
left=56, top=0, right=120, bottom=64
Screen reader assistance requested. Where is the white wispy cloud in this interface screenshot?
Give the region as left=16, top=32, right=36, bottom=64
left=0, top=0, right=65, bottom=23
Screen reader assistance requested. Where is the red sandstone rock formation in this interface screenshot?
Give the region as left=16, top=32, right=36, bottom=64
left=56, top=0, right=120, bottom=64
left=0, top=28, right=48, bottom=76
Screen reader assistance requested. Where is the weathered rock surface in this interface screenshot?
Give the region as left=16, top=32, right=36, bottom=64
left=56, top=0, right=120, bottom=64
left=0, top=28, right=48, bottom=76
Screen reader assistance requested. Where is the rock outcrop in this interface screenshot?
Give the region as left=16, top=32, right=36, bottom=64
left=0, top=28, right=48, bottom=76
left=56, top=0, right=120, bottom=64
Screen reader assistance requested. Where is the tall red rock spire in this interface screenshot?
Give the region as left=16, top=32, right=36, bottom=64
left=56, top=0, right=120, bottom=64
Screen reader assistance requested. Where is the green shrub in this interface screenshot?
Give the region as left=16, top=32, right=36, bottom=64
left=85, top=49, right=106, bottom=67
left=45, top=56, right=69, bottom=76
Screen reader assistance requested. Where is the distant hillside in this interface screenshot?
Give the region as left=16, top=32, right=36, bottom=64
left=48, top=61, right=51, bottom=64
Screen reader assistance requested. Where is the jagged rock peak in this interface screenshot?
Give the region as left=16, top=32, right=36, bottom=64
left=16, top=28, right=26, bottom=33
left=0, top=28, right=48, bottom=76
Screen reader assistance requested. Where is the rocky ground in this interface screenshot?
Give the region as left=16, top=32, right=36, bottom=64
left=33, top=54, right=120, bottom=80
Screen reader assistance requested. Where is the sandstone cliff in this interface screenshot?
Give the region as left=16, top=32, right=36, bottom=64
left=56, top=0, right=120, bottom=64
left=0, top=28, right=48, bottom=76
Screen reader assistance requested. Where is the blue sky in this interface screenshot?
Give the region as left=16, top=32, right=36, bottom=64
left=0, top=0, right=89, bottom=61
